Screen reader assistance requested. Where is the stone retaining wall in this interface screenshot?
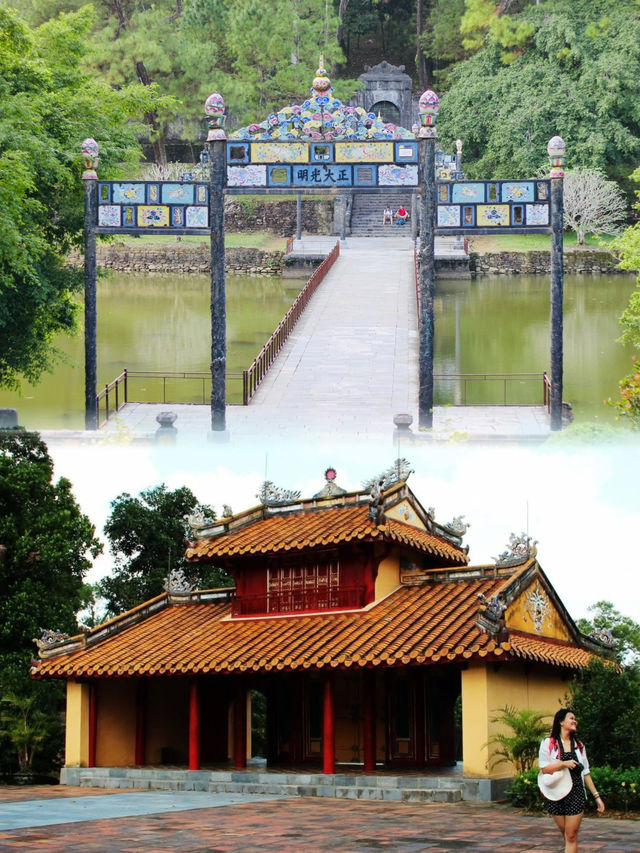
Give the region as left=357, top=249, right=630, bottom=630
left=470, top=248, right=626, bottom=275
left=92, top=244, right=284, bottom=275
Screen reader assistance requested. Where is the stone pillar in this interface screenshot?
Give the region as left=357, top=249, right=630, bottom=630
left=82, top=139, right=99, bottom=430
left=206, top=93, right=227, bottom=432
left=548, top=136, right=566, bottom=432
left=322, top=673, right=335, bottom=775
left=417, top=90, right=439, bottom=429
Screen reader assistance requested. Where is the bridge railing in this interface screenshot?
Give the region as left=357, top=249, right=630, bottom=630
left=242, top=241, right=340, bottom=404
left=434, top=372, right=551, bottom=407
left=96, top=369, right=244, bottom=428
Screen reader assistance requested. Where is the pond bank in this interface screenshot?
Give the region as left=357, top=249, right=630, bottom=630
left=75, top=244, right=629, bottom=277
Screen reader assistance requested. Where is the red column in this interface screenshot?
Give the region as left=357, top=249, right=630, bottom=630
left=234, top=681, right=247, bottom=770
left=135, top=680, right=146, bottom=766
left=88, top=683, right=97, bottom=767
left=189, top=680, right=200, bottom=771
left=363, top=670, right=376, bottom=773
left=323, top=673, right=335, bottom=775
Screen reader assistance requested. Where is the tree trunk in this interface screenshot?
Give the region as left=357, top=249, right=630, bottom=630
left=416, top=0, right=427, bottom=90
left=337, top=0, right=349, bottom=50
left=135, top=60, right=167, bottom=167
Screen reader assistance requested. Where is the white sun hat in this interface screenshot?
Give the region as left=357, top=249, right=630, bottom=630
left=537, top=767, right=572, bottom=800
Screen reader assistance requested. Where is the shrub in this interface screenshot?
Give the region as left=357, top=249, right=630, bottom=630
left=506, top=767, right=640, bottom=813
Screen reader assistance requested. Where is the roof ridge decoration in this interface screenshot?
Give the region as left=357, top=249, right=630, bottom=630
left=230, top=59, right=416, bottom=142
left=493, top=532, right=538, bottom=567
left=164, top=567, right=194, bottom=596
left=362, top=458, right=414, bottom=494
left=476, top=593, right=507, bottom=637
left=257, top=480, right=302, bottom=507
left=33, top=628, right=71, bottom=652
left=313, top=467, right=347, bottom=499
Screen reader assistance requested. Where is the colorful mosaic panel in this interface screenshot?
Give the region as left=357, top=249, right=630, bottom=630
left=526, top=204, right=549, bottom=226
left=98, top=205, right=121, bottom=227
left=451, top=183, right=485, bottom=203
left=378, top=164, right=418, bottom=186
left=501, top=182, right=534, bottom=202
left=112, top=183, right=146, bottom=204
left=161, top=183, right=195, bottom=204
left=396, top=142, right=418, bottom=162
left=227, top=164, right=267, bottom=187
left=437, top=206, right=461, bottom=227
left=186, top=206, right=208, bottom=228
left=292, top=164, right=351, bottom=186
left=477, top=205, right=510, bottom=227
left=138, top=206, right=170, bottom=227
left=250, top=142, right=309, bottom=163
left=335, top=142, right=394, bottom=163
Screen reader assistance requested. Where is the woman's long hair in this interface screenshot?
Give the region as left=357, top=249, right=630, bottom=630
left=550, top=708, right=574, bottom=742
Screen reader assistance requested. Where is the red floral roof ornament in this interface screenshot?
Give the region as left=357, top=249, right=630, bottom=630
left=313, top=467, right=347, bottom=498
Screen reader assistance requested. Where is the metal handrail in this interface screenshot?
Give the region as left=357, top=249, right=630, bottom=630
left=242, top=241, right=340, bottom=404
left=96, top=369, right=243, bottom=427
left=434, top=372, right=550, bottom=406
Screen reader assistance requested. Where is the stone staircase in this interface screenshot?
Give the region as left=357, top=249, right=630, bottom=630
left=348, top=191, right=418, bottom=237
left=60, top=766, right=487, bottom=802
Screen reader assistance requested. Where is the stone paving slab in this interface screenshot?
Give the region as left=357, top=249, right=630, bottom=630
left=0, top=789, right=637, bottom=852
left=0, top=790, right=289, bottom=831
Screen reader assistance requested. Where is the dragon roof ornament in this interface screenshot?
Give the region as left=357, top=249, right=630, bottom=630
left=362, top=458, right=414, bottom=494
left=494, top=532, right=538, bottom=567
left=164, top=567, right=193, bottom=595
left=230, top=60, right=415, bottom=142
left=33, top=629, right=70, bottom=651
left=257, top=480, right=302, bottom=507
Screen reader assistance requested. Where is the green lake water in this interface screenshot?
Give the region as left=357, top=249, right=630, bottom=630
left=0, top=271, right=635, bottom=429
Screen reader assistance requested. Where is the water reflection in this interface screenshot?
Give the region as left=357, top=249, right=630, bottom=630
left=0, top=271, right=635, bottom=429
left=435, top=274, right=636, bottom=419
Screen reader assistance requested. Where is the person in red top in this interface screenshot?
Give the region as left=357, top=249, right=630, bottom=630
left=395, top=205, right=409, bottom=225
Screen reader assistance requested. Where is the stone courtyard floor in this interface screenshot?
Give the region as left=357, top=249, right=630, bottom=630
left=0, top=786, right=638, bottom=852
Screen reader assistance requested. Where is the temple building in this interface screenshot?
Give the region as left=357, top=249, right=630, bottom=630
left=33, top=466, right=610, bottom=800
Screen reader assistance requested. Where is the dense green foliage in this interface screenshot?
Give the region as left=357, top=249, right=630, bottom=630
left=576, top=601, right=640, bottom=665
left=610, top=167, right=640, bottom=427
left=568, top=659, right=640, bottom=770
left=487, top=705, right=550, bottom=773
left=438, top=0, right=640, bottom=181
left=0, top=431, right=101, bottom=775
left=98, top=484, right=231, bottom=615
left=0, top=6, right=163, bottom=388
left=508, top=766, right=640, bottom=812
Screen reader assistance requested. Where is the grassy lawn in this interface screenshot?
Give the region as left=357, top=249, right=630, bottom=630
left=106, top=232, right=287, bottom=251
left=468, top=233, right=616, bottom=252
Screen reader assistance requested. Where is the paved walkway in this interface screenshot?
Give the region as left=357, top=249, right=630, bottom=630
left=0, top=787, right=637, bottom=852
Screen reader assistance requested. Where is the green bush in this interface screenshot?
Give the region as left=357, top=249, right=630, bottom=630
left=507, top=767, right=640, bottom=813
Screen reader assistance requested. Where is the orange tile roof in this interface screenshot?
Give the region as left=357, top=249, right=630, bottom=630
left=186, top=505, right=467, bottom=565
left=34, top=576, right=597, bottom=680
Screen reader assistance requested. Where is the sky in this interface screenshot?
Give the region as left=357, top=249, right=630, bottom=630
left=47, top=437, right=640, bottom=624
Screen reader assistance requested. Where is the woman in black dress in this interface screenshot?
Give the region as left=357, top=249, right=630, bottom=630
left=538, top=708, right=605, bottom=852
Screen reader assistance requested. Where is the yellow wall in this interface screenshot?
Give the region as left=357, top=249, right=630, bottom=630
left=65, top=681, right=90, bottom=767
left=505, top=579, right=571, bottom=641
left=95, top=680, right=136, bottom=767
left=461, top=662, right=568, bottom=777
left=374, top=553, right=400, bottom=600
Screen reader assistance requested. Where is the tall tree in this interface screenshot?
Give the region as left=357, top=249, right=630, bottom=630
left=0, top=6, right=166, bottom=389
left=438, top=0, right=640, bottom=180
left=577, top=601, right=640, bottom=665
left=99, top=484, right=230, bottom=615
left=0, top=430, right=101, bottom=774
